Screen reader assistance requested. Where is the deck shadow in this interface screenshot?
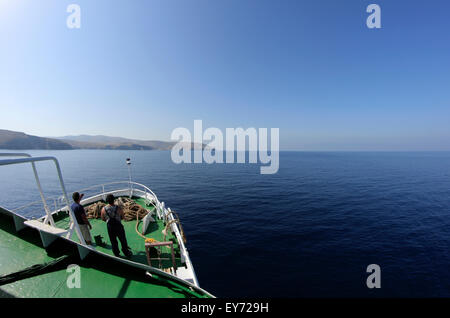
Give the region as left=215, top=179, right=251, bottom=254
left=78, top=252, right=198, bottom=298
left=0, top=213, right=43, bottom=249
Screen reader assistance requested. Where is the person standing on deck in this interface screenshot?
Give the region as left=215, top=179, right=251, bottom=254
left=101, top=194, right=133, bottom=257
left=71, top=192, right=93, bottom=245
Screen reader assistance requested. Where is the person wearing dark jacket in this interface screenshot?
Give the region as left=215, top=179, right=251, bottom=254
left=71, top=192, right=93, bottom=245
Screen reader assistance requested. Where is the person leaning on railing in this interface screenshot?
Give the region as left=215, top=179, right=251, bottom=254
left=71, top=192, right=93, bottom=245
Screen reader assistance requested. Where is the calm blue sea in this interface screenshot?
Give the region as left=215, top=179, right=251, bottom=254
left=1, top=150, right=450, bottom=297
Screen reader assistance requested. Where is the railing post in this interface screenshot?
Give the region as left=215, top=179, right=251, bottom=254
left=52, top=158, right=87, bottom=246
left=0, top=153, right=55, bottom=226
left=31, top=162, right=56, bottom=227
left=0, top=154, right=87, bottom=246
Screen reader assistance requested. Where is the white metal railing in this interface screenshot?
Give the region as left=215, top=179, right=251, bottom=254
left=75, top=181, right=159, bottom=204
left=0, top=153, right=55, bottom=225
left=0, top=153, right=87, bottom=246
left=11, top=181, right=160, bottom=216
left=2, top=158, right=174, bottom=252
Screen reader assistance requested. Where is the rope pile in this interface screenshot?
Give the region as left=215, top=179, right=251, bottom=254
left=86, top=197, right=149, bottom=221
left=86, top=201, right=105, bottom=219
left=117, top=197, right=149, bottom=221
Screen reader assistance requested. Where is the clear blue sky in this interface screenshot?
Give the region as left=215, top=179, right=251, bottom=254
left=1, top=0, right=449, bottom=150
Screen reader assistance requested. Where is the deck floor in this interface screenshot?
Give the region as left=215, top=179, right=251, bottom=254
left=53, top=197, right=183, bottom=269
left=0, top=210, right=206, bottom=298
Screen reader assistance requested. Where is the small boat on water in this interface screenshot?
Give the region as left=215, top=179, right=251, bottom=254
left=0, top=153, right=214, bottom=298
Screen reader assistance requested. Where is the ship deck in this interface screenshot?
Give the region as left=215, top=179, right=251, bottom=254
left=53, top=197, right=183, bottom=269
left=0, top=205, right=208, bottom=298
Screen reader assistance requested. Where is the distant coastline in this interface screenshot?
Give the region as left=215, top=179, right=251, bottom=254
left=0, top=129, right=201, bottom=150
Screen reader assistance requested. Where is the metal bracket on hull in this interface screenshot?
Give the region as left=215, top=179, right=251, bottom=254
left=12, top=214, right=27, bottom=232
left=39, top=230, right=59, bottom=248
left=24, top=220, right=69, bottom=248
left=77, top=245, right=91, bottom=260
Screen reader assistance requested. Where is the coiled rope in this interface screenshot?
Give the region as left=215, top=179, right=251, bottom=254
left=164, top=210, right=187, bottom=244
left=135, top=205, right=186, bottom=247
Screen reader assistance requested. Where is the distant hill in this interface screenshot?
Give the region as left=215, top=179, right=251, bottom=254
left=0, top=130, right=73, bottom=150
left=0, top=130, right=202, bottom=150
left=56, top=135, right=176, bottom=150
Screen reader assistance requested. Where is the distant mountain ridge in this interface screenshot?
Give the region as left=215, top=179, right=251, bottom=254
left=0, top=130, right=196, bottom=150
left=0, top=130, right=73, bottom=150
left=56, top=135, right=176, bottom=150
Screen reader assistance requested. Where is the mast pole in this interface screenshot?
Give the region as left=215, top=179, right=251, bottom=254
left=127, top=157, right=132, bottom=197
